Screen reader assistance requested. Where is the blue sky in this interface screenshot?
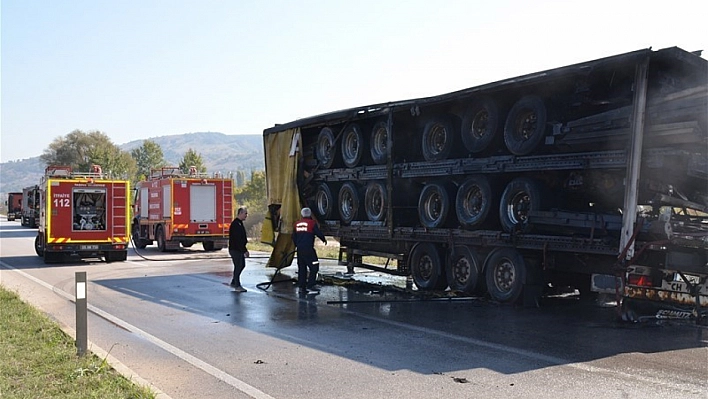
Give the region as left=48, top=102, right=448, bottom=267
left=1, top=0, right=706, bottom=161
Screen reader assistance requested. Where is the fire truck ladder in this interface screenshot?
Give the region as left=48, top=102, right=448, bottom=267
left=111, top=183, right=128, bottom=241
left=222, top=178, right=233, bottom=235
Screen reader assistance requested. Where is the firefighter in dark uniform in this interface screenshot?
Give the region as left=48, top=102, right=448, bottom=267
left=292, top=207, right=327, bottom=294
left=228, top=207, right=249, bottom=292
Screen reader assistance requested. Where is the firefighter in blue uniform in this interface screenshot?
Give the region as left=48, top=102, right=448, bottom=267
left=292, top=207, right=327, bottom=294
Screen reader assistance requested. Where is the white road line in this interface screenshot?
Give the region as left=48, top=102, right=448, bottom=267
left=0, top=261, right=276, bottom=399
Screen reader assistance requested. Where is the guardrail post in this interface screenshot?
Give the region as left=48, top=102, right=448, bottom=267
left=75, top=271, right=87, bottom=357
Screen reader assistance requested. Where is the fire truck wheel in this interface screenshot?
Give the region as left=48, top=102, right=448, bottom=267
left=43, top=251, right=63, bottom=264
left=461, top=97, right=500, bottom=154
left=503, top=95, right=547, bottom=156
left=409, top=242, right=447, bottom=291
left=34, top=234, right=44, bottom=257
left=132, top=224, right=148, bottom=249
left=484, top=248, right=526, bottom=304
left=156, top=226, right=167, bottom=252
left=203, top=241, right=216, bottom=251
left=105, top=251, right=127, bottom=262
left=446, top=246, right=481, bottom=294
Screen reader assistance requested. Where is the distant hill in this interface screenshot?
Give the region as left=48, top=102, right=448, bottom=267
left=0, top=132, right=264, bottom=196
left=120, top=132, right=264, bottom=174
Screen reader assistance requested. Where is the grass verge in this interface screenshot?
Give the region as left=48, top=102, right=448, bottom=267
left=0, top=286, right=155, bottom=399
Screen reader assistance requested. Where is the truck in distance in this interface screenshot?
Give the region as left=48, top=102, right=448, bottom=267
left=6, top=192, right=23, bottom=222
left=21, top=185, right=40, bottom=228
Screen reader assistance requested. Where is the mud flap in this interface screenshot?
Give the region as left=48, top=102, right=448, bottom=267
left=621, top=297, right=708, bottom=325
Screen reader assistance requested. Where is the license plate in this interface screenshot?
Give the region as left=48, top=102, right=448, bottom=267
left=662, top=281, right=708, bottom=295
left=81, top=245, right=99, bottom=250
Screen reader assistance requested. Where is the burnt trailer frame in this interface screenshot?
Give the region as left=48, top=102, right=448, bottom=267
left=264, top=46, right=708, bottom=321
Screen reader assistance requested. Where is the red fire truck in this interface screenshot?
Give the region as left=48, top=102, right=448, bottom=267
left=34, top=165, right=130, bottom=263
left=131, top=167, right=233, bottom=251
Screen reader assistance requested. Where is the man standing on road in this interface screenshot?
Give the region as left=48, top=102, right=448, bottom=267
left=293, top=207, right=327, bottom=295
left=229, top=207, right=249, bottom=292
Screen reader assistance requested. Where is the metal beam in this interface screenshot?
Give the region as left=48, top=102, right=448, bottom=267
left=619, top=56, right=650, bottom=260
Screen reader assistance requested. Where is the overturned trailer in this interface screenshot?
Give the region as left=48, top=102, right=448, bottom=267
left=263, top=46, right=708, bottom=322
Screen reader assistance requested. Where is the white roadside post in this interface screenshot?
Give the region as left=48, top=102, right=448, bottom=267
left=75, top=271, right=87, bottom=356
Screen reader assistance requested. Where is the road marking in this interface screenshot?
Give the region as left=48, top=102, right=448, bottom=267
left=1, top=261, right=276, bottom=399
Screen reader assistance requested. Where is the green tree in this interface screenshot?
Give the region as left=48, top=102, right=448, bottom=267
left=131, top=140, right=166, bottom=180
left=178, top=148, right=207, bottom=174
left=233, top=171, right=267, bottom=235
left=233, top=171, right=266, bottom=213
left=40, top=130, right=136, bottom=178
left=235, top=170, right=246, bottom=187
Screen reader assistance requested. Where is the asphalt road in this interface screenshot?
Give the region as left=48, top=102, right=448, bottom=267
left=1, top=219, right=706, bottom=399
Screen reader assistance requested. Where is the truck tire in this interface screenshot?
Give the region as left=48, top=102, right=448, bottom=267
left=105, top=251, right=127, bottom=262
left=34, top=233, right=44, bottom=257
left=364, top=181, right=386, bottom=222
left=499, top=177, right=544, bottom=233
left=43, top=250, right=63, bottom=264
left=418, top=182, right=450, bottom=229
left=503, top=95, right=547, bottom=155
left=203, top=241, right=216, bottom=251
left=422, top=115, right=457, bottom=161
left=484, top=248, right=526, bottom=303
left=156, top=225, right=167, bottom=252
left=316, top=127, right=336, bottom=168
left=315, top=183, right=334, bottom=219
left=341, top=124, right=364, bottom=168
left=370, top=121, right=389, bottom=165
left=132, top=222, right=148, bottom=249
left=461, top=97, right=500, bottom=154
left=446, top=246, right=481, bottom=294
left=456, top=176, right=493, bottom=228
left=410, top=242, right=447, bottom=290
left=338, top=182, right=360, bottom=225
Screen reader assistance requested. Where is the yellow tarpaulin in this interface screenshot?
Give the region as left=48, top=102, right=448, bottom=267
left=263, top=128, right=302, bottom=268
